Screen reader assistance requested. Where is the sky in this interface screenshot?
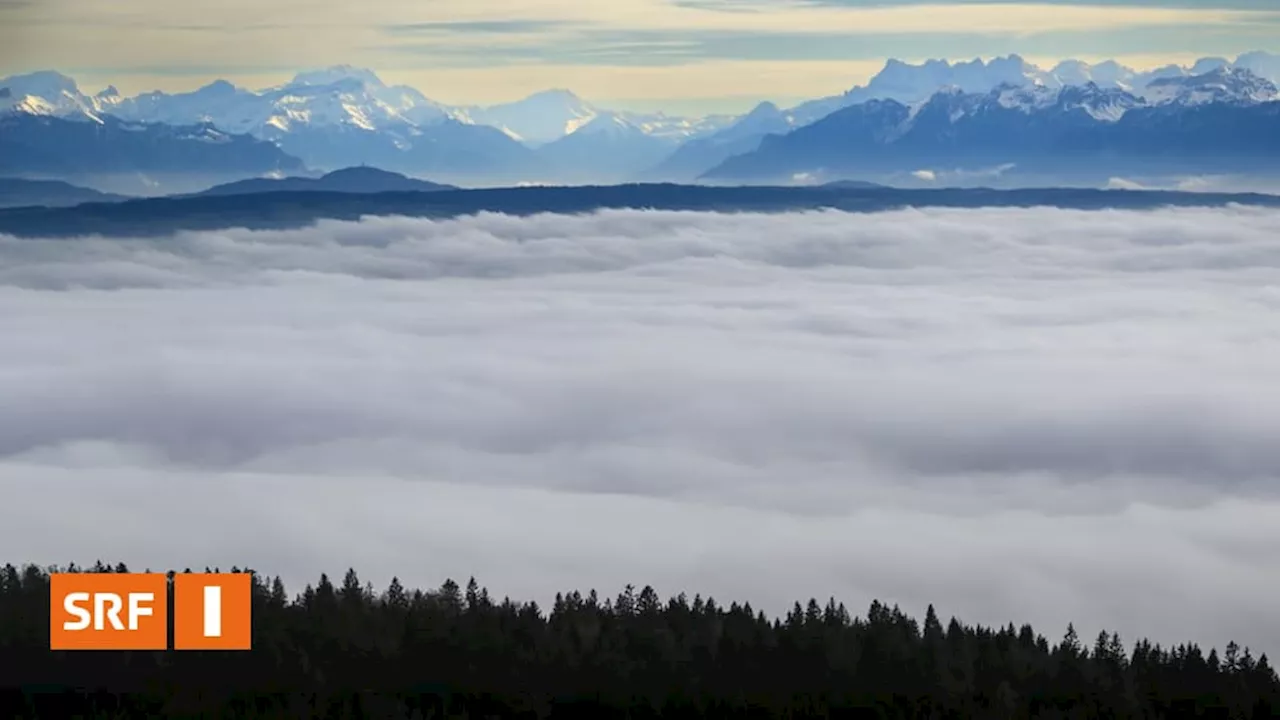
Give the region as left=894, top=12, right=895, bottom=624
left=2, top=206, right=1280, bottom=654
left=2, top=0, right=1280, bottom=113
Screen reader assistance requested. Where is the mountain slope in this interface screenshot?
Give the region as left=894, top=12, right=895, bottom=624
left=639, top=101, right=800, bottom=181
left=0, top=114, right=304, bottom=187
left=534, top=113, right=688, bottom=183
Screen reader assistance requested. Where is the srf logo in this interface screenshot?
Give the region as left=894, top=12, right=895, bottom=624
left=172, top=573, right=252, bottom=650
left=50, top=572, right=251, bottom=650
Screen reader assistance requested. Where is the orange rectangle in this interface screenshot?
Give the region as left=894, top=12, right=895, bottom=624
left=49, top=573, right=169, bottom=650
left=173, top=572, right=252, bottom=650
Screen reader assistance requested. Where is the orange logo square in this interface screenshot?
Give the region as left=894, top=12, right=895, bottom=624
left=172, top=573, right=252, bottom=650
left=49, top=573, right=169, bottom=650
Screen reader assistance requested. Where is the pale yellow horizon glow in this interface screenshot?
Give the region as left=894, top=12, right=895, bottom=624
left=2, top=0, right=1278, bottom=111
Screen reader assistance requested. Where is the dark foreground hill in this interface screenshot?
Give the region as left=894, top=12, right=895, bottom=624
left=0, top=178, right=130, bottom=209
left=1, top=183, right=1278, bottom=238
left=190, top=166, right=456, bottom=198
left=0, top=562, right=1275, bottom=719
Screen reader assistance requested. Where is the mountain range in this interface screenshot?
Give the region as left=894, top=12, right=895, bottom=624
left=705, top=67, right=1280, bottom=184
left=2, top=51, right=1278, bottom=192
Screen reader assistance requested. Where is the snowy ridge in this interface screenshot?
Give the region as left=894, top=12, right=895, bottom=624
left=107, top=70, right=463, bottom=138
left=0, top=71, right=113, bottom=123
left=0, top=66, right=734, bottom=152
left=3, top=54, right=1276, bottom=150
left=987, top=83, right=1147, bottom=121
left=774, top=50, right=1280, bottom=132
left=1142, top=66, right=1279, bottom=107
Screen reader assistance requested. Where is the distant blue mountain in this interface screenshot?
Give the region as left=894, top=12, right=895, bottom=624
left=267, top=118, right=540, bottom=185
left=704, top=70, right=1280, bottom=183
left=534, top=113, right=686, bottom=184
left=0, top=114, right=304, bottom=195
left=638, top=101, right=798, bottom=182
left=192, top=166, right=455, bottom=197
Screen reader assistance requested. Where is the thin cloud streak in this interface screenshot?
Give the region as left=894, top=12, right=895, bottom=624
left=1, top=206, right=1279, bottom=652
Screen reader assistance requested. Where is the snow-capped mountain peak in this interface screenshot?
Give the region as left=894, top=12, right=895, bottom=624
left=1, top=70, right=81, bottom=100
left=1190, top=57, right=1231, bottom=76
left=1142, top=66, right=1278, bottom=106
left=992, top=83, right=1061, bottom=113
left=463, top=88, right=599, bottom=145
left=0, top=70, right=108, bottom=121
left=1053, top=83, right=1146, bottom=121
left=573, top=111, right=642, bottom=138
left=1046, top=59, right=1139, bottom=92
left=193, top=79, right=241, bottom=96
left=289, top=65, right=386, bottom=89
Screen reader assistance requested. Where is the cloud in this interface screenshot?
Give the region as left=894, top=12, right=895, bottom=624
left=384, top=20, right=573, bottom=35
left=1106, top=177, right=1145, bottom=190
left=3, top=206, right=1280, bottom=654
left=1177, top=176, right=1217, bottom=192
left=903, top=163, right=1013, bottom=185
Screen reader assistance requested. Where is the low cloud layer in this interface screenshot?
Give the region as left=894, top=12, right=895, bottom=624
left=3, top=206, right=1279, bottom=652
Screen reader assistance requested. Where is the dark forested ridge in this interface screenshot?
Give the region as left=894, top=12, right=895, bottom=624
left=2, top=562, right=1276, bottom=719
left=2, top=183, right=1280, bottom=238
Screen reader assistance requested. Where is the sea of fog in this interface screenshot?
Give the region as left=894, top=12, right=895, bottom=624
left=2, top=206, right=1279, bottom=653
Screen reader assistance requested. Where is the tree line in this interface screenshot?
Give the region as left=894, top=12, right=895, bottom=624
left=1, top=561, right=1276, bottom=719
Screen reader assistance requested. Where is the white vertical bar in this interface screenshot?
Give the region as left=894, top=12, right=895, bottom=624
left=203, top=585, right=222, bottom=637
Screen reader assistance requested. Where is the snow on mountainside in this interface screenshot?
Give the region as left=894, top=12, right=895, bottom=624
left=988, top=83, right=1147, bottom=122
left=701, top=72, right=1280, bottom=185
left=785, top=51, right=1280, bottom=124
left=1142, top=66, right=1278, bottom=106
left=861, top=55, right=1044, bottom=101
left=108, top=67, right=461, bottom=136
left=84, top=67, right=541, bottom=181
left=0, top=66, right=730, bottom=158
left=0, top=71, right=116, bottom=122
left=462, top=88, right=731, bottom=146
left=642, top=50, right=1279, bottom=181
